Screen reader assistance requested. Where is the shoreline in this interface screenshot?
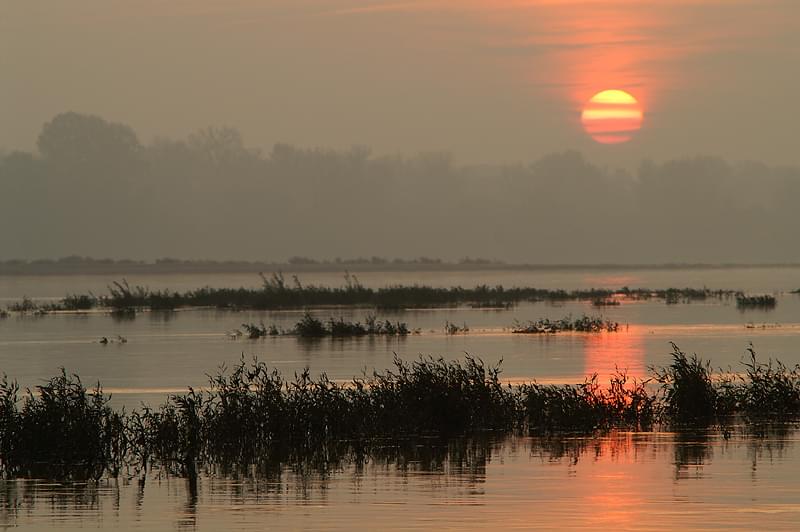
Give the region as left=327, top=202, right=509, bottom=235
left=3, top=261, right=800, bottom=276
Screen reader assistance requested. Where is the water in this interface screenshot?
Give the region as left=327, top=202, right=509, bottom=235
left=3, top=430, right=800, bottom=530
left=1, top=266, right=798, bottom=302
left=1, top=266, right=800, bottom=529
left=0, top=267, right=798, bottom=409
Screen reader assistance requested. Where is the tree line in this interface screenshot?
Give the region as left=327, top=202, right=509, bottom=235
left=1, top=112, right=798, bottom=263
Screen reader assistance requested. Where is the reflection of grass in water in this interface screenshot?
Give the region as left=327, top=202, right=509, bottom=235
left=2, top=346, right=800, bottom=480
left=2, top=428, right=797, bottom=523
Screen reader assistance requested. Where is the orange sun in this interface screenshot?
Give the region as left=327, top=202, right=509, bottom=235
left=581, top=89, right=644, bottom=144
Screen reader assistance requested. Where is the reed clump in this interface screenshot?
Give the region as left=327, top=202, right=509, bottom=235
left=7, top=296, right=39, bottom=313
left=61, top=294, right=98, bottom=311
left=3, top=347, right=800, bottom=480
left=444, top=321, right=469, bottom=335
left=512, top=315, right=619, bottom=334
left=736, top=294, right=777, bottom=309
left=522, top=371, right=655, bottom=432
left=106, top=280, right=180, bottom=311
left=0, top=371, right=127, bottom=480
left=57, top=274, right=739, bottom=312
left=716, top=345, right=800, bottom=420
left=241, top=322, right=281, bottom=339
left=651, top=343, right=718, bottom=424
left=134, top=356, right=521, bottom=470
left=242, top=313, right=411, bottom=339
left=592, top=298, right=620, bottom=307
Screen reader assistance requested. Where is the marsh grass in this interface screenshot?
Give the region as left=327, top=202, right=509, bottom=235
left=50, top=275, right=738, bottom=313
left=61, top=294, right=98, bottom=311
left=0, top=371, right=127, bottom=480
left=522, top=370, right=655, bottom=432
left=736, top=294, right=777, bottom=309
left=242, top=314, right=410, bottom=339
left=651, top=343, right=718, bottom=424
left=241, top=322, right=281, bottom=339
left=512, top=315, right=619, bottom=334
left=4, top=347, right=800, bottom=480
left=717, top=345, right=800, bottom=420
left=444, top=321, right=469, bottom=335
left=131, top=356, right=520, bottom=472
left=7, top=296, right=38, bottom=313
left=106, top=280, right=179, bottom=311
left=592, top=298, right=620, bottom=307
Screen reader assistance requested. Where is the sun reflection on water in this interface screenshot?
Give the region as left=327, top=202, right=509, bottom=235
left=583, top=326, right=646, bottom=381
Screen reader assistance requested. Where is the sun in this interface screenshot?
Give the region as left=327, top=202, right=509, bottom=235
left=581, top=89, right=644, bottom=144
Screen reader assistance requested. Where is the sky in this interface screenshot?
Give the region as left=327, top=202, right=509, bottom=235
left=2, top=0, right=799, bottom=166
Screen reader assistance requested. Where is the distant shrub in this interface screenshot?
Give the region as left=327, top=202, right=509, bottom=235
left=8, top=296, right=38, bottom=312
left=61, top=293, right=97, bottom=310
left=512, top=315, right=618, bottom=334
left=736, top=294, right=777, bottom=309
left=242, top=313, right=410, bottom=338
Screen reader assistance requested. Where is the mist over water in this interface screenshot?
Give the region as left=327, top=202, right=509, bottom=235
left=1, top=112, right=799, bottom=264
left=3, top=2, right=800, bottom=530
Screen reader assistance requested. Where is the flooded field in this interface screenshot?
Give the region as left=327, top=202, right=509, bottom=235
left=1, top=266, right=800, bottom=530
left=0, top=267, right=798, bottom=409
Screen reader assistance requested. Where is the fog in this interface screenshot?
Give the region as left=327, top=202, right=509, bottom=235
left=2, top=2, right=798, bottom=264
left=1, top=112, right=798, bottom=264
left=2, top=1, right=799, bottom=166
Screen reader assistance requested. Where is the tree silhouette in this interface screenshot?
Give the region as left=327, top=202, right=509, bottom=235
left=37, top=112, right=142, bottom=174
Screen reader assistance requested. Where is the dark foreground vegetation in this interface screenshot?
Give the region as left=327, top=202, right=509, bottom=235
left=2, top=345, right=800, bottom=480
left=5, top=275, right=745, bottom=314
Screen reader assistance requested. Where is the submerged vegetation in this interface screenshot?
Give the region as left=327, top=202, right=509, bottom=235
left=736, top=294, right=777, bottom=310
left=61, top=293, right=98, bottom=311
left=592, top=298, right=620, bottom=307
left=3, top=275, right=744, bottom=315
left=241, top=313, right=411, bottom=339
left=512, top=316, right=619, bottom=334
left=2, top=346, right=800, bottom=480
left=0, top=371, right=125, bottom=480
left=444, top=321, right=470, bottom=335
left=8, top=297, right=37, bottom=313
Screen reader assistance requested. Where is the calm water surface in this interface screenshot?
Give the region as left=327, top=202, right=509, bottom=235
left=1, top=266, right=799, bottom=302
left=2, top=268, right=800, bottom=529
left=3, top=430, right=800, bottom=530
left=0, top=267, right=799, bottom=408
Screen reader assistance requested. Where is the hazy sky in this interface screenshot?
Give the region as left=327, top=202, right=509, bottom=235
left=2, top=1, right=798, bottom=165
